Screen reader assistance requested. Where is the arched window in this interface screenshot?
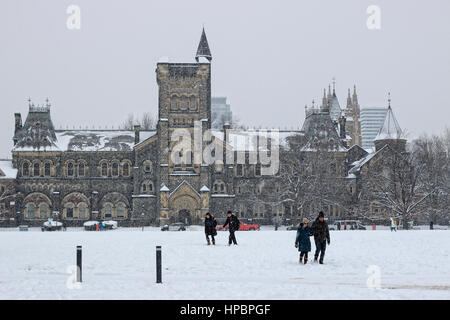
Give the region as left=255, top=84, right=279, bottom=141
left=255, top=164, right=262, bottom=176
left=78, top=203, right=88, bottom=219
left=112, top=163, right=119, bottom=177
left=66, top=203, right=74, bottom=218
left=143, top=161, right=152, bottom=173
left=116, top=203, right=126, bottom=218
left=189, top=96, right=197, bottom=110
left=78, top=163, right=85, bottom=177
left=149, top=182, right=153, bottom=192
left=122, top=162, right=130, bottom=177
left=236, top=164, right=244, bottom=177
left=67, top=163, right=74, bottom=177
left=213, top=181, right=226, bottom=194
left=171, top=96, right=178, bottom=111
left=39, top=203, right=50, bottom=219
left=180, top=96, right=188, bottom=110
left=33, top=163, right=40, bottom=177
left=142, top=183, right=147, bottom=192
left=22, top=162, right=30, bottom=177
left=44, top=163, right=51, bottom=177
left=26, top=203, right=35, bottom=218
left=101, top=163, right=108, bottom=177
left=104, top=204, right=112, bottom=218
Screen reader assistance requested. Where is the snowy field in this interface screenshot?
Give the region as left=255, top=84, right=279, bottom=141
left=0, top=227, right=449, bottom=300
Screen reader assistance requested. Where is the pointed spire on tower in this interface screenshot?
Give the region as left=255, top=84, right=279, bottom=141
left=322, top=88, right=328, bottom=109
left=352, top=85, right=358, bottom=105
left=195, top=27, right=212, bottom=62
left=332, top=77, right=336, bottom=96
left=374, top=92, right=403, bottom=142
left=387, top=92, right=391, bottom=109
left=346, top=88, right=352, bottom=108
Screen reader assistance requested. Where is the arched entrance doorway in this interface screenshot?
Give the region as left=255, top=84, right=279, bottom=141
left=178, top=209, right=191, bottom=225
left=168, top=182, right=202, bottom=225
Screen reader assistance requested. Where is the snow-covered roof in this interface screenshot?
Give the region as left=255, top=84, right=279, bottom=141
left=200, top=185, right=210, bottom=192
left=211, top=130, right=303, bottom=152
left=160, top=185, right=169, bottom=192
left=0, top=160, right=18, bottom=180
left=348, top=145, right=390, bottom=174
left=374, top=106, right=403, bottom=141
left=13, top=130, right=156, bottom=152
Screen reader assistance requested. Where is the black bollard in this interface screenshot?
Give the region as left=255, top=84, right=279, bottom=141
left=156, top=246, right=162, bottom=283
left=76, top=245, right=82, bottom=282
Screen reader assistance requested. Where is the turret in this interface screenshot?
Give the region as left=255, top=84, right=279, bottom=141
left=374, top=93, right=406, bottom=152
left=195, top=28, right=212, bottom=63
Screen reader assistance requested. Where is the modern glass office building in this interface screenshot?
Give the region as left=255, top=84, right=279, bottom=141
left=211, top=97, right=232, bottom=129
left=360, top=107, right=388, bottom=150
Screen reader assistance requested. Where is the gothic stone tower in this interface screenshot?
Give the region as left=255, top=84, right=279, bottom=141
left=345, top=86, right=362, bottom=147
left=156, top=28, right=212, bottom=226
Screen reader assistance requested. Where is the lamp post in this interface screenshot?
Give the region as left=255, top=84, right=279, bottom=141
left=53, top=211, right=59, bottom=231
left=141, top=212, right=145, bottom=231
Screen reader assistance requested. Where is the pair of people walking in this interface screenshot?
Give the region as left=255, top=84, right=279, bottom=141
left=295, top=211, right=330, bottom=264
left=204, top=211, right=240, bottom=246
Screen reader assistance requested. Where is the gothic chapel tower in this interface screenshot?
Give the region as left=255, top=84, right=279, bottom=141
left=156, top=28, right=212, bottom=226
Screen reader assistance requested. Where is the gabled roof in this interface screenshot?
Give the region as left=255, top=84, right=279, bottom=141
left=0, top=160, right=18, bottom=180
left=374, top=106, right=403, bottom=141
left=328, top=93, right=342, bottom=122
left=195, top=28, right=212, bottom=62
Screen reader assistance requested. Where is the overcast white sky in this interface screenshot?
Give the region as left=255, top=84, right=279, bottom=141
left=1, top=0, right=449, bottom=158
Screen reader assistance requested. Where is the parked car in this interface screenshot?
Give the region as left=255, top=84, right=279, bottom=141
left=216, top=221, right=260, bottom=231
left=83, top=220, right=118, bottom=231
left=41, top=221, right=63, bottom=231
left=161, top=222, right=186, bottom=231
left=329, top=220, right=366, bottom=230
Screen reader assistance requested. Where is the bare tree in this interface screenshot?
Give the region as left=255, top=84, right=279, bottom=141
left=361, top=149, right=435, bottom=229
left=120, top=113, right=156, bottom=130
left=411, top=132, right=449, bottom=224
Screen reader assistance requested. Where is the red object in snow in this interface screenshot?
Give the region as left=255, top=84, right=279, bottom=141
left=216, top=222, right=260, bottom=231
left=372, top=225, right=376, bottom=230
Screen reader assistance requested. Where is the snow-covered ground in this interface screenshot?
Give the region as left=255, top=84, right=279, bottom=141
left=0, top=227, right=449, bottom=300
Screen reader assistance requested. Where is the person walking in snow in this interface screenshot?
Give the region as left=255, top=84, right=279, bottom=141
left=430, top=221, right=434, bottom=230
left=311, top=211, right=330, bottom=264
left=390, top=218, right=396, bottom=232
left=204, top=212, right=217, bottom=245
left=295, top=218, right=313, bottom=264
left=223, top=211, right=240, bottom=246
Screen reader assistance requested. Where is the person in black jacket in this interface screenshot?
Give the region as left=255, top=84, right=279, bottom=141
left=311, top=211, right=330, bottom=264
left=204, top=212, right=217, bottom=245
left=223, top=211, right=240, bottom=246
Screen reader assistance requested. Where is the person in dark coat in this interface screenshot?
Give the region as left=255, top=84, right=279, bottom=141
left=311, top=211, right=330, bottom=264
left=204, top=212, right=217, bottom=245
left=223, top=211, right=240, bottom=245
left=430, top=221, right=434, bottom=230
left=295, top=218, right=313, bottom=264
left=337, top=221, right=341, bottom=231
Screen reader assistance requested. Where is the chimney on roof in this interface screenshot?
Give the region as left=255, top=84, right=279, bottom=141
left=134, top=125, right=141, bottom=145
left=14, top=113, right=22, bottom=132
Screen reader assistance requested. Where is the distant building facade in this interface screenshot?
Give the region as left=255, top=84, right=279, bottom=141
left=360, top=107, right=389, bottom=150
left=0, top=29, right=407, bottom=227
